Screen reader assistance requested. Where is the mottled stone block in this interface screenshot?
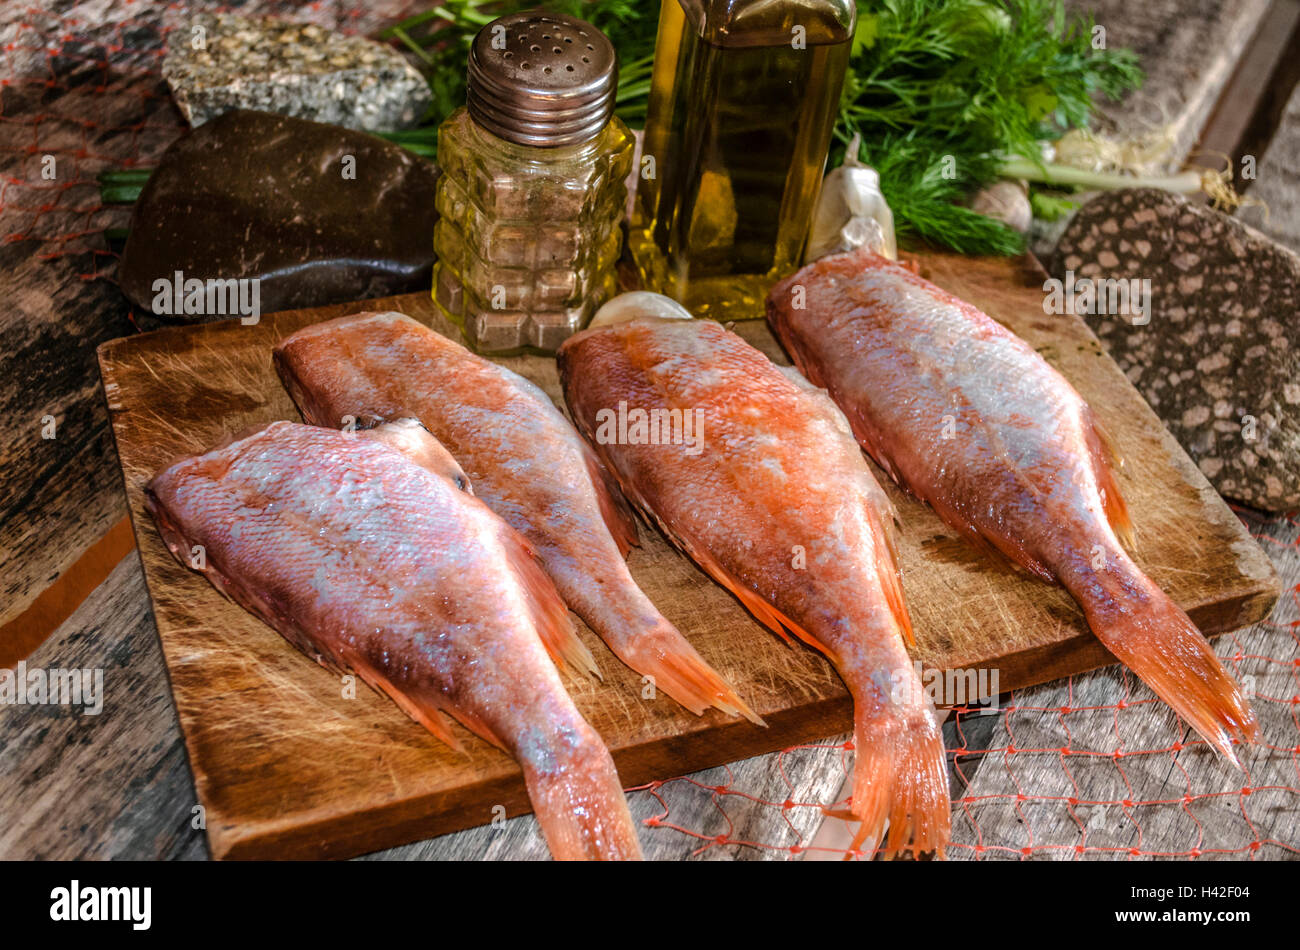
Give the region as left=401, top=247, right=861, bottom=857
left=163, top=13, right=431, bottom=133
left=1052, top=188, right=1299, bottom=511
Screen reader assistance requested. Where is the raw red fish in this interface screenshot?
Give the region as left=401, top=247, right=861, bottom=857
left=767, top=247, right=1257, bottom=761
left=146, top=419, right=642, bottom=860
left=559, top=315, right=949, bottom=858
left=274, top=312, right=755, bottom=722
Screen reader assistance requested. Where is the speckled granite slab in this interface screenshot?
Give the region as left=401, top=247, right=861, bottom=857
left=163, top=13, right=431, bottom=132
left=1051, top=188, right=1299, bottom=511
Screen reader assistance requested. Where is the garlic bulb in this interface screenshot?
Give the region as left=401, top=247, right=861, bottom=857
left=970, top=180, right=1032, bottom=233
left=589, top=291, right=695, bottom=328
left=804, top=133, right=897, bottom=263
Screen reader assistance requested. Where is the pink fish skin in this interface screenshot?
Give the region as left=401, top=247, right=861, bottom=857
left=767, top=247, right=1257, bottom=762
left=559, top=317, right=949, bottom=858
left=273, top=311, right=756, bottom=723
left=146, top=419, right=641, bottom=860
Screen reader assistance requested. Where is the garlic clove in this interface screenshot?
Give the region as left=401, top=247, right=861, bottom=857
left=969, top=180, right=1032, bottom=234
left=805, top=133, right=897, bottom=263
left=589, top=291, right=695, bottom=328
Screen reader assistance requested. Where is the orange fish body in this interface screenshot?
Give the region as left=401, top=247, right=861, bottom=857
left=768, top=248, right=1257, bottom=760
left=559, top=317, right=950, bottom=857
left=146, top=419, right=642, bottom=860
left=274, top=312, right=754, bottom=722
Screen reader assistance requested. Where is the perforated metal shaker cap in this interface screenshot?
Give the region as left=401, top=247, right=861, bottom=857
left=467, top=11, right=617, bottom=148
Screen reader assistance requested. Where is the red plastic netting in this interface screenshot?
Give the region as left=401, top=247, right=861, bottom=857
left=4, top=1, right=1297, bottom=860
left=629, top=510, right=1299, bottom=860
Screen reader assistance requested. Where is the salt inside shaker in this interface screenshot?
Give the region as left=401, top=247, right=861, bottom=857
left=433, top=11, right=634, bottom=354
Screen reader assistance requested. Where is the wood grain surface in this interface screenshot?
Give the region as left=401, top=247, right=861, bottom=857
left=0, top=0, right=1273, bottom=652
left=95, top=250, right=1279, bottom=860
left=0, top=555, right=206, bottom=861
left=0, top=516, right=137, bottom=669
left=0, top=552, right=851, bottom=861
left=948, top=508, right=1300, bottom=860
left=0, top=0, right=428, bottom=639
left=1073, top=0, right=1272, bottom=170
left=0, top=0, right=1291, bottom=864
left=6, top=524, right=1293, bottom=861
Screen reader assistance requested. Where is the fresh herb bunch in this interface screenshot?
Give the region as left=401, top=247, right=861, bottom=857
left=382, top=0, right=1140, bottom=255
left=837, top=0, right=1142, bottom=254
left=379, top=0, right=656, bottom=147
left=104, top=1, right=1142, bottom=257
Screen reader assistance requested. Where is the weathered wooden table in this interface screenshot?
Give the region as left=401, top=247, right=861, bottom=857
left=2, top=0, right=1297, bottom=860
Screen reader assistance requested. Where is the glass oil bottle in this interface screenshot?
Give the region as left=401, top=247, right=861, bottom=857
left=629, top=0, right=855, bottom=320
left=433, top=11, right=634, bottom=354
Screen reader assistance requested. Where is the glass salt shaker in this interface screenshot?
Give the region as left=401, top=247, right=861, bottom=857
left=433, top=11, right=634, bottom=354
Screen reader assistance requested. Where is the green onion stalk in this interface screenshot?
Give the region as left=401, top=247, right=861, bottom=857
left=100, top=2, right=1190, bottom=257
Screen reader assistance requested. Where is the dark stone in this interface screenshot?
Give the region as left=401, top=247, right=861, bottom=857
left=118, top=109, right=439, bottom=321
left=1051, top=188, right=1300, bottom=512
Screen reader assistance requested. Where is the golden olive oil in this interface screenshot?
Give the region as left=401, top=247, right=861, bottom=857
left=629, top=0, right=854, bottom=319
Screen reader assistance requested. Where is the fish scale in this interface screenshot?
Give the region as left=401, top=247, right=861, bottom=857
left=274, top=311, right=758, bottom=724
left=559, top=315, right=949, bottom=858
left=145, top=419, right=642, bottom=860
left=768, top=247, right=1258, bottom=763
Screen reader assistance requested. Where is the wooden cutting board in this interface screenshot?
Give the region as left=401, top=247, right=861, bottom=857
left=97, top=251, right=1279, bottom=860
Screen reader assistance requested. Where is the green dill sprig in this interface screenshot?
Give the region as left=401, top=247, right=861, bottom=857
left=381, top=0, right=1142, bottom=255
left=380, top=0, right=657, bottom=133
left=103, top=1, right=1143, bottom=257
left=837, top=0, right=1142, bottom=254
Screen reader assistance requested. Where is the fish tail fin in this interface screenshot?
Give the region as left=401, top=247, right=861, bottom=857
left=561, top=524, right=763, bottom=721
left=846, top=691, right=950, bottom=859
left=499, top=522, right=600, bottom=679
left=521, top=732, right=643, bottom=860
left=1074, top=559, right=1257, bottom=764
left=629, top=624, right=765, bottom=725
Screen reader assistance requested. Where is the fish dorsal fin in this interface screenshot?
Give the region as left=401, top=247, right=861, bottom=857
left=595, top=462, right=799, bottom=649
left=497, top=521, right=601, bottom=681
left=499, top=362, right=642, bottom=556
left=782, top=364, right=914, bottom=644
left=862, top=499, right=914, bottom=646
left=692, top=542, right=833, bottom=657
left=1086, top=410, right=1135, bottom=550
left=592, top=438, right=837, bottom=659
left=580, top=441, right=640, bottom=557
left=918, top=487, right=1057, bottom=583
left=836, top=391, right=1058, bottom=583
left=656, top=514, right=836, bottom=659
